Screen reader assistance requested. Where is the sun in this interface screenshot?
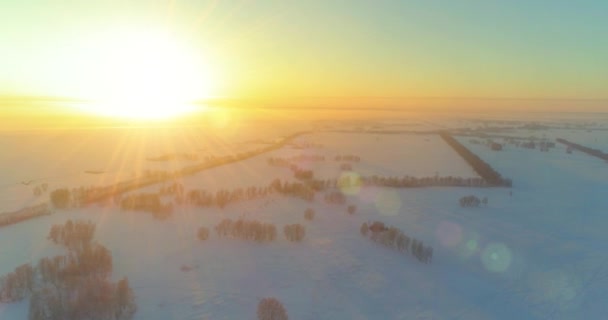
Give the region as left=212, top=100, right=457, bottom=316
left=74, top=27, right=214, bottom=120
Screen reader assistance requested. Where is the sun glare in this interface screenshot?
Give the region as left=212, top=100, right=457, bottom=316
left=74, top=27, right=214, bottom=119
left=81, top=102, right=199, bottom=120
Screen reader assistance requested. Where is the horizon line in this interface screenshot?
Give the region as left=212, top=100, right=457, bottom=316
left=1, top=95, right=608, bottom=103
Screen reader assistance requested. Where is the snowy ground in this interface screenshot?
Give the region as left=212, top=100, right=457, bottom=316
left=2, top=123, right=608, bottom=319
left=0, top=123, right=300, bottom=212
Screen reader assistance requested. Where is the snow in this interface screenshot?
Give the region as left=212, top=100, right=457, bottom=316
left=292, top=132, right=478, bottom=179
left=0, top=125, right=299, bottom=212
left=125, top=132, right=477, bottom=197
left=2, top=123, right=608, bottom=319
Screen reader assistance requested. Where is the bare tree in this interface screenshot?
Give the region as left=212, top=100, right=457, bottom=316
left=257, top=297, right=288, bottom=320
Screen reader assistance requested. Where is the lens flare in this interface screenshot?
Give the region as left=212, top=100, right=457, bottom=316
left=529, top=269, right=582, bottom=306
left=481, top=243, right=512, bottom=273
left=338, top=171, right=362, bottom=195
left=436, top=221, right=463, bottom=247
left=374, top=189, right=401, bottom=216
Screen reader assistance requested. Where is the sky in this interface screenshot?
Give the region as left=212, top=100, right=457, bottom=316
left=1, top=0, right=607, bottom=104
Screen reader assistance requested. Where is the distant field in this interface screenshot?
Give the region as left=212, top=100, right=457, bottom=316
left=292, top=132, right=478, bottom=179
left=0, top=125, right=301, bottom=212
left=129, top=132, right=479, bottom=197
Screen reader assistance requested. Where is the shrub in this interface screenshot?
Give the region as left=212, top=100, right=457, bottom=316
left=459, top=195, right=481, bottom=207
left=3, top=223, right=139, bottom=320
left=360, top=223, right=368, bottom=236
left=28, top=276, right=136, bottom=320
left=284, top=224, right=305, bottom=242
left=48, top=220, right=95, bottom=250
left=50, top=189, right=71, bottom=209
left=0, top=204, right=51, bottom=228
left=368, top=221, right=386, bottom=233
left=215, top=218, right=277, bottom=243
left=362, top=220, right=431, bottom=263
left=0, top=264, right=34, bottom=302
left=257, top=297, right=288, bottom=320
left=197, top=227, right=210, bottom=241
left=347, top=205, right=356, bottom=215
left=293, top=169, right=313, bottom=180
left=304, top=208, right=315, bottom=221
left=340, top=163, right=352, bottom=171
left=66, top=243, right=113, bottom=278
left=324, top=191, right=345, bottom=205
left=121, top=193, right=173, bottom=218
left=439, top=132, right=511, bottom=186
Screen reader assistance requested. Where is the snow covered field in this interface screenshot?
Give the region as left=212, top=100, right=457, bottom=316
left=0, top=124, right=300, bottom=212
left=129, top=132, right=478, bottom=197
left=2, top=122, right=608, bottom=319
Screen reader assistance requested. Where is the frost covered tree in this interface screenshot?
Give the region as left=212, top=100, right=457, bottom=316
left=284, top=224, right=306, bottom=242
left=347, top=205, right=357, bottom=215
left=459, top=195, right=481, bottom=207
left=3, top=222, right=139, bottom=320
left=363, top=221, right=431, bottom=263
left=0, top=264, right=34, bottom=302
left=50, top=189, right=71, bottom=209
left=197, top=227, right=210, bottom=241
left=304, top=208, right=315, bottom=221
left=257, top=297, right=288, bottom=320
left=360, top=222, right=368, bottom=236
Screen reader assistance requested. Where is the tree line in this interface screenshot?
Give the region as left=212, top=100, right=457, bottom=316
left=119, top=193, right=173, bottom=219
left=50, top=186, right=119, bottom=209
left=360, top=221, right=433, bottom=264
left=32, top=183, right=49, bottom=197
left=334, top=155, right=361, bottom=162
left=187, top=179, right=316, bottom=209
left=197, top=218, right=307, bottom=243
left=557, top=138, right=608, bottom=161
left=57, top=131, right=312, bottom=206
left=124, top=173, right=496, bottom=217
left=0, top=203, right=51, bottom=228
left=284, top=224, right=306, bottom=242
left=214, top=218, right=278, bottom=243
left=49, top=172, right=504, bottom=219
left=49, top=166, right=509, bottom=216
left=440, top=132, right=512, bottom=187
left=267, top=154, right=325, bottom=167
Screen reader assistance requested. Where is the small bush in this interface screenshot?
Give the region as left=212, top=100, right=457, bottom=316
left=304, top=208, right=315, bottom=221
left=120, top=193, right=173, bottom=219
left=340, top=163, right=352, bottom=171
left=360, top=223, right=368, bottom=236
left=459, top=195, right=481, bottom=207
left=0, top=264, right=34, bottom=302
left=197, top=227, right=210, bottom=241
left=363, top=220, right=431, bottom=263
left=214, top=218, right=277, bottom=243
left=50, top=189, right=71, bottom=209
left=48, top=220, right=95, bottom=250
left=284, top=224, right=305, bottom=242
left=324, top=191, right=345, bottom=205
left=347, top=205, right=356, bottom=215
left=257, top=297, right=288, bottom=320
